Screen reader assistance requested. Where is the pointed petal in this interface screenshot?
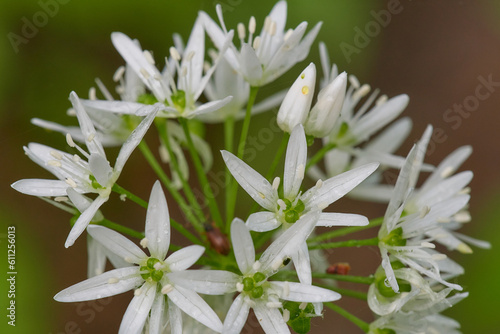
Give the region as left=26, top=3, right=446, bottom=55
left=119, top=282, right=157, bottom=334
left=167, top=285, right=223, bottom=332
left=11, top=179, right=69, bottom=197
left=423, top=146, right=472, bottom=190
left=222, top=294, right=250, bottom=334
left=259, top=211, right=319, bottom=276
left=54, top=267, right=142, bottom=302
left=167, top=270, right=239, bottom=294
left=316, top=212, right=369, bottom=227
left=89, top=153, right=113, bottom=187
left=87, top=235, right=107, bottom=278
left=115, top=108, right=158, bottom=174
left=253, top=301, right=290, bottom=334
left=284, top=124, right=307, bottom=199
left=181, top=16, right=205, bottom=95
left=168, top=298, right=183, bottom=334
left=65, top=196, right=108, bottom=248
left=148, top=291, right=166, bottom=334
left=231, top=218, right=255, bottom=273
left=81, top=99, right=148, bottom=115
left=190, top=96, right=233, bottom=118
left=239, top=44, right=263, bottom=84
left=166, top=245, right=205, bottom=271
left=270, top=281, right=340, bottom=302
left=291, top=241, right=311, bottom=285
left=70, top=92, right=105, bottom=156
left=221, top=150, right=278, bottom=211
left=87, top=225, right=146, bottom=263
left=145, top=181, right=171, bottom=259
left=303, top=163, right=378, bottom=211
left=246, top=212, right=281, bottom=232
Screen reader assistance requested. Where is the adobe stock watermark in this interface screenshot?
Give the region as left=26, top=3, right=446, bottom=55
left=49, top=298, right=112, bottom=334
left=213, top=0, right=244, bottom=13
left=339, top=0, right=405, bottom=63
left=7, top=0, right=71, bottom=54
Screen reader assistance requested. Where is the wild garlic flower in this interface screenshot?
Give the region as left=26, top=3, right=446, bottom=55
left=223, top=124, right=377, bottom=283
left=12, top=92, right=157, bottom=247
left=168, top=216, right=340, bottom=334
left=200, top=1, right=322, bottom=87
left=378, top=143, right=469, bottom=293
left=83, top=16, right=234, bottom=119
left=54, top=182, right=223, bottom=334
left=369, top=290, right=468, bottom=334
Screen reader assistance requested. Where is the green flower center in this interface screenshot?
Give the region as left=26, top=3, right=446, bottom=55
left=381, top=227, right=406, bottom=247
left=279, top=198, right=305, bottom=224
left=374, top=262, right=411, bottom=298
left=137, top=93, right=158, bottom=105
left=140, top=257, right=164, bottom=282
left=89, top=174, right=104, bottom=190
left=242, top=272, right=267, bottom=299
left=170, top=90, right=186, bottom=111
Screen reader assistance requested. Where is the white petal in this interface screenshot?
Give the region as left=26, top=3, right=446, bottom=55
left=253, top=301, right=290, bottom=334
left=222, top=294, right=250, bottom=334
left=271, top=281, right=340, bottom=302
left=119, top=282, right=157, bottom=334
left=167, top=285, right=223, bottom=332
left=31, top=118, right=87, bottom=143
left=422, top=146, right=472, bottom=190
left=315, top=212, right=369, bottom=227
left=11, top=179, right=69, bottom=197
left=413, top=171, right=473, bottom=208
left=87, top=225, right=146, bottom=263
left=81, top=99, right=147, bottom=115
left=303, top=162, right=378, bottom=210
left=246, top=212, right=281, bottom=232
left=89, top=153, right=113, bottom=187
left=291, top=241, right=311, bottom=285
left=167, top=270, right=239, bottom=294
left=65, top=196, right=108, bottom=248
left=67, top=188, right=93, bottom=212
left=87, top=235, right=107, bottom=278
left=114, top=108, right=158, bottom=174
left=168, top=298, right=183, bottom=334
left=231, top=218, right=255, bottom=273
left=148, top=291, right=166, bottom=334
left=190, top=96, right=233, bottom=118
left=259, top=211, right=319, bottom=275
left=408, top=125, right=433, bottom=188
left=69, top=92, right=105, bottom=156
left=239, top=44, right=263, bottom=84
left=221, top=150, right=278, bottom=211
left=54, top=267, right=142, bottom=302
left=145, top=181, right=171, bottom=259
left=166, top=245, right=205, bottom=271
left=181, top=16, right=205, bottom=95
left=284, top=124, right=307, bottom=199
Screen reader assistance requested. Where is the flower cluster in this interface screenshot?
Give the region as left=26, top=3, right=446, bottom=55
left=12, top=1, right=489, bottom=333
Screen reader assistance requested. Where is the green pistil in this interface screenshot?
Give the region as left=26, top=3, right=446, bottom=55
left=305, top=135, right=315, bottom=147
left=253, top=272, right=266, bottom=283
left=381, top=227, right=406, bottom=247
left=280, top=199, right=306, bottom=224
left=89, top=174, right=104, bottom=190
left=337, top=122, right=349, bottom=138
left=140, top=257, right=164, bottom=282
left=374, top=273, right=411, bottom=298
left=251, top=286, right=264, bottom=298
left=137, top=93, right=158, bottom=105
left=242, top=272, right=267, bottom=299
left=171, top=90, right=186, bottom=111
left=242, top=277, right=254, bottom=291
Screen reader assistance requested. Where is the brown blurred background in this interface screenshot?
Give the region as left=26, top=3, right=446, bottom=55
left=1, top=0, right=499, bottom=333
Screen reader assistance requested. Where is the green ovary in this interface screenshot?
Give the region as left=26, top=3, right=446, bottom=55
left=140, top=257, right=164, bottom=282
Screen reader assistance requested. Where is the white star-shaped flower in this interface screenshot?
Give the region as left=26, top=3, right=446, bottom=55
left=11, top=92, right=157, bottom=247
left=200, top=1, right=322, bottom=87
left=54, top=181, right=223, bottom=334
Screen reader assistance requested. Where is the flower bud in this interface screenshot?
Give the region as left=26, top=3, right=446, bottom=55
left=305, top=72, right=347, bottom=138
left=277, top=63, right=316, bottom=133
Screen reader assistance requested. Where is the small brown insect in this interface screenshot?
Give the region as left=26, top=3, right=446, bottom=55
left=205, top=222, right=231, bottom=255
left=326, top=262, right=351, bottom=275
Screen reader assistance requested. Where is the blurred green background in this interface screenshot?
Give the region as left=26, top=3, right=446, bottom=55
left=1, top=0, right=500, bottom=333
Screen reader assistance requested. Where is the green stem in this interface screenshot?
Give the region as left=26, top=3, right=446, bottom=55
left=317, top=284, right=367, bottom=300
left=308, top=237, right=379, bottom=250
left=112, top=184, right=148, bottom=209
left=325, top=303, right=370, bottom=333
left=305, top=142, right=336, bottom=171
left=309, top=217, right=384, bottom=243
left=224, top=116, right=235, bottom=233
left=226, top=86, right=259, bottom=225
left=155, top=120, right=206, bottom=223
left=97, top=219, right=144, bottom=239
left=138, top=140, right=203, bottom=233
left=254, top=230, right=276, bottom=251
left=169, top=219, right=203, bottom=246
left=180, top=118, right=223, bottom=229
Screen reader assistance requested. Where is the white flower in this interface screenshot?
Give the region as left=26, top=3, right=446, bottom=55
left=276, top=63, right=316, bottom=133
left=168, top=216, right=340, bottom=334
left=54, top=181, right=223, bottom=334
left=377, top=143, right=469, bottom=293
left=200, top=56, right=286, bottom=123
left=82, top=17, right=234, bottom=119
left=200, top=1, right=322, bottom=87
left=11, top=92, right=157, bottom=247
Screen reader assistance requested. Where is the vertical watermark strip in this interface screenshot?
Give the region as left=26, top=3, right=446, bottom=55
left=6, top=226, right=16, bottom=326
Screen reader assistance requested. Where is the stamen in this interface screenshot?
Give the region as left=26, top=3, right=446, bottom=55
left=283, top=281, right=290, bottom=297
left=169, top=47, right=181, bottom=61
left=67, top=108, right=77, bottom=117
left=143, top=50, right=155, bottom=65
left=269, top=21, right=277, bottom=37
left=65, top=178, right=77, bottom=188
left=72, top=155, right=81, bottom=163
left=315, top=179, right=323, bottom=189
left=253, top=36, right=261, bottom=50
left=186, top=51, right=195, bottom=62
left=134, top=288, right=142, bottom=296
left=348, top=75, right=360, bottom=89
left=454, top=211, right=471, bottom=223
left=140, top=238, right=149, bottom=248
left=282, top=309, right=290, bottom=322
left=124, top=257, right=134, bottom=263
left=237, top=23, right=246, bottom=40
left=87, top=133, right=95, bottom=143
left=140, top=68, right=151, bottom=79
left=299, top=302, right=308, bottom=310
left=457, top=243, right=473, bottom=254
left=263, top=16, right=271, bottom=33
left=66, top=133, right=76, bottom=147
left=252, top=261, right=261, bottom=271
left=375, top=94, right=388, bottom=106
left=113, top=66, right=126, bottom=82
left=89, top=87, right=97, bottom=101
left=120, top=194, right=127, bottom=201
left=272, top=177, right=281, bottom=190
left=244, top=297, right=256, bottom=307
left=249, top=16, right=256, bottom=34
left=236, top=282, right=244, bottom=292
left=153, top=262, right=162, bottom=270
left=352, top=84, right=371, bottom=100
left=419, top=206, right=430, bottom=219
left=437, top=217, right=451, bottom=223
left=284, top=29, right=293, bottom=41
left=258, top=192, right=266, bottom=199
left=271, top=260, right=282, bottom=270
left=54, top=196, right=68, bottom=202
left=459, top=187, right=471, bottom=195
left=107, top=277, right=119, bottom=284
left=208, top=49, right=218, bottom=61
left=420, top=242, right=435, bottom=248
left=161, top=284, right=174, bottom=294
left=431, top=254, right=447, bottom=261
left=440, top=166, right=455, bottom=178
left=266, top=302, right=282, bottom=308
left=47, top=160, right=62, bottom=167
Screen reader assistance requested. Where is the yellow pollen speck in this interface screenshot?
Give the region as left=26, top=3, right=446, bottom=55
left=302, top=86, right=309, bottom=95
left=300, top=73, right=305, bottom=79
